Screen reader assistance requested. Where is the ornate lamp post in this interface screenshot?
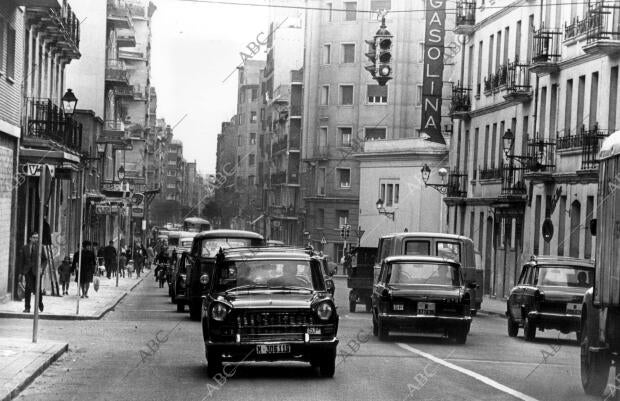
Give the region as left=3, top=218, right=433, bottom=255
left=375, top=198, right=395, bottom=220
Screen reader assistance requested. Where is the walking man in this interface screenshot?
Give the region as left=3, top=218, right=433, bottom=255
left=73, top=241, right=96, bottom=298
left=103, top=240, right=117, bottom=279
left=19, top=232, right=47, bottom=313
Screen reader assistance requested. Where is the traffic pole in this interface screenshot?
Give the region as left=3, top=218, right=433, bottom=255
left=33, top=166, right=46, bottom=343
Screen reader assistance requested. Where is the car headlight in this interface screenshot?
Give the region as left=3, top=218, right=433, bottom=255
left=200, top=274, right=210, bottom=285
left=316, top=302, right=333, bottom=321
left=210, top=302, right=229, bottom=321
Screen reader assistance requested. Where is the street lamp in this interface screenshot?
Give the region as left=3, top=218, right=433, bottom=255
left=61, top=89, right=78, bottom=116
left=420, top=164, right=449, bottom=195
left=502, top=129, right=533, bottom=165
left=376, top=198, right=395, bottom=220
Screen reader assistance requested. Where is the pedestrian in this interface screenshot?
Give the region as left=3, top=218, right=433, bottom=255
left=19, top=232, right=47, bottom=313
left=135, top=248, right=144, bottom=278
left=343, top=252, right=352, bottom=276
left=58, top=256, right=73, bottom=295
left=119, top=251, right=127, bottom=278
left=154, top=263, right=166, bottom=288
left=103, top=240, right=117, bottom=279
left=73, top=241, right=96, bottom=298
left=146, top=244, right=155, bottom=269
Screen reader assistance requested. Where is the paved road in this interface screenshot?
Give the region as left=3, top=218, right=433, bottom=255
left=1, top=276, right=607, bottom=401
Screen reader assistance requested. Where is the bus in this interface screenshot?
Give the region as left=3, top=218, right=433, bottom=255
left=580, top=130, right=620, bottom=397
left=183, top=217, right=211, bottom=233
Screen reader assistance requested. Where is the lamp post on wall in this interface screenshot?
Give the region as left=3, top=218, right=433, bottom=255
left=421, top=164, right=449, bottom=233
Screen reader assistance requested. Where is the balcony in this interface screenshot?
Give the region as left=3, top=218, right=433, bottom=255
left=107, top=0, right=133, bottom=30
left=454, top=1, right=476, bottom=35
left=105, top=59, right=129, bottom=84
left=524, top=137, right=556, bottom=173
left=449, top=83, right=471, bottom=120
left=113, top=85, right=134, bottom=98
left=116, top=28, right=136, bottom=48
left=556, top=126, right=609, bottom=170
left=269, top=204, right=298, bottom=220
left=272, top=135, right=288, bottom=154
left=446, top=171, right=468, bottom=198
left=24, top=2, right=81, bottom=59
left=483, top=64, right=507, bottom=94
left=501, top=163, right=527, bottom=196
left=504, top=60, right=532, bottom=103
left=119, top=49, right=145, bottom=61
left=530, top=26, right=562, bottom=74
left=479, top=166, right=502, bottom=180
left=25, top=98, right=82, bottom=153
left=583, top=2, right=620, bottom=55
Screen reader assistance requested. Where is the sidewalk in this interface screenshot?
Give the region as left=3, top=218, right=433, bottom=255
left=0, top=337, right=68, bottom=401
left=0, top=269, right=150, bottom=320
left=480, top=295, right=507, bottom=318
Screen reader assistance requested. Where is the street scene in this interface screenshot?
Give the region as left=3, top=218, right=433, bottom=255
left=0, top=0, right=620, bottom=400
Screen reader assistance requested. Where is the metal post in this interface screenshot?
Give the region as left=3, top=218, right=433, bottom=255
left=33, top=167, right=46, bottom=343
left=75, top=169, right=85, bottom=315
left=116, top=204, right=120, bottom=287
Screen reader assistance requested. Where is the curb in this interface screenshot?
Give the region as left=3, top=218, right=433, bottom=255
left=0, top=272, right=149, bottom=321
left=1, top=343, right=68, bottom=401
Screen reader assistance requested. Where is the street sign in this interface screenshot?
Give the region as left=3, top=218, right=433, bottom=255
left=22, top=163, right=55, bottom=178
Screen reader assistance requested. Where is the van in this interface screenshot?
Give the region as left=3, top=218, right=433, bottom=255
left=374, top=232, right=483, bottom=313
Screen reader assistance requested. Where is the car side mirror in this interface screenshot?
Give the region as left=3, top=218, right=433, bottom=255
left=589, top=219, right=597, bottom=237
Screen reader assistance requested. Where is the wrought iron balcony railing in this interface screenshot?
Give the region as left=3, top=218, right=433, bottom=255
left=584, top=1, right=620, bottom=54
left=479, top=165, right=502, bottom=180
left=483, top=65, right=508, bottom=94
left=450, top=82, right=472, bottom=117
left=524, top=137, right=556, bottom=172
left=105, top=59, right=129, bottom=83
left=455, top=0, right=476, bottom=34
left=555, top=125, right=609, bottom=170
left=501, top=163, right=527, bottom=196
left=531, top=26, right=562, bottom=71
left=447, top=171, right=468, bottom=197
left=504, top=59, right=532, bottom=102
left=272, top=135, right=288, bottom=154
left=25, top=98, right=82, bottom=152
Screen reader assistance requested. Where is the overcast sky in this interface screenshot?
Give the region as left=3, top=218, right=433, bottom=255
left=151, top=0, right=270, bottom=175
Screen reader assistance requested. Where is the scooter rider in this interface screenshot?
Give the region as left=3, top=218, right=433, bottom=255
left=154, top=248, right=169, bottom=288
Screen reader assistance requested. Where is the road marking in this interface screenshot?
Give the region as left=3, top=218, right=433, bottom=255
left=396, top=343, right=541, bottom=401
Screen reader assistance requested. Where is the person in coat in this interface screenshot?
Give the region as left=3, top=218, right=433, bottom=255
left=58, top=256, right=73, bottom=295
left=103, top=241, right=118, bottom=279
left=73, top=241, right=96, bottom=298
left=19, top=232, right=47, bottom=313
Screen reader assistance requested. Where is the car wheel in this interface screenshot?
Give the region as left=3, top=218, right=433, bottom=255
left=189, top=299, right=201, bottom=321
left=507, top=316, right=519, bottom=337
left=378, top=318, right=389, bottom=341
left=319, top=348, right=336, bottom=378
left=176, top=302, right=184, bottom=313
left=206, top=351, right=222, bottom=378
left=523, top=316, right=536, bottom=341
left=470, top=309, right=477, bottom=317
left=581, top=330, right=610, bottom=395
left=349, top=299, right=356, bottom=313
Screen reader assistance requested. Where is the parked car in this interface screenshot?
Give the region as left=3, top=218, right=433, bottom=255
left=372, top=255, right=473, bottom=343
left=506, top=256, right=594, bottom=341
left=169, top=237, right=195, bottom=309
left=347, top=247, right=378, bottom=312
left=374, top=232, right=483, bottom=314
left=181, top=230, right=265, bottom=320
left=201, top=247, right=339, bottom=378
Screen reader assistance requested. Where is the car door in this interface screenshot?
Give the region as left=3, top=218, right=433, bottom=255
left=508, top=265, right=529, bottom=322
left=372, top=262, right=389, bottom=311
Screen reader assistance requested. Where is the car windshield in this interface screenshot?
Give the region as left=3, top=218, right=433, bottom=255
left=536, top=266, right=594, bottom=288
left=214, top=259, right=323, bottom=292
left=388, top=262, right=461, bottom=286
left=201, top=238, right=255, bottom=257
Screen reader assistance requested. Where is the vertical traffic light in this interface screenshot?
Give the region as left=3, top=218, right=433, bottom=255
left=364, top=14, right=393, bottom=86
left=345, top=225, right=350, bottom=238
left=340, top=226, right=346, bottom=238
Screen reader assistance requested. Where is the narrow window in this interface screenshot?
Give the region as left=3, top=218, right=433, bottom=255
left=340, top=85, right=354, bottom=105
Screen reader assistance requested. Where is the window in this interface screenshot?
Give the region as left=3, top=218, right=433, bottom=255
left=337, top=210, right=349, bottom=227
left=340, top=85, right=354, bottom=105
left=251, top=88, right=258, bottom=101
left=248, top=154, right=255, bottom=166
left=416, top=84, right=422, bottom=106
left=405, top=240, right=430, bottom=255
left=337, top=168, right=351, bottom=188
left=250, top=111, right=257, bottom=122
left=248, top=175, right=255, bottom=186
left=342, top=43, right=355, bottom=63
left=249, top=132, right=256, bottom=145
left=6, top=26, right=15, bottom=79
left=339, top=127, right=352, bottom=146
left=317, top=208, right=325, bottom=227
left=237, top=135, right=242, bottom=146
left=367, top=85, right=387, bottom=104
left=320, top=85, right=329, bottom=105
left=380, top=181, right=399, bottom=206
left=318, top=168, right=326, bottom=195
left=322, top=44, right=331, bottom=64
left=344, top=2, right=357, bottom=21
left=319, top=127, right=328, bottom=148
left=365, top=127, right=386, bottom=140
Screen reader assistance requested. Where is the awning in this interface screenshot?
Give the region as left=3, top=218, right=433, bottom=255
left=251, top=214, right=265, bottom=225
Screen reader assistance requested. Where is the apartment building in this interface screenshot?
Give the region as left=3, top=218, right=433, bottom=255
left=302, top=0, right=455, bottom=261
left=214, top=119, right=239, bottom=228
left=0, top=2, right=23, bottom=300
left=450, top=0, right=620, bottom=298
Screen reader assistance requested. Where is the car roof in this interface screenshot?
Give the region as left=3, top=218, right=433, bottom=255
left=221, top=246, right=312, bottom=262
left=384, top=255, right=460, bottom=265
left=526, top=256, right=595, bottom=268
left=380, top=232, right=473, bottom=242
left=194, top=229, right=264, bottom=240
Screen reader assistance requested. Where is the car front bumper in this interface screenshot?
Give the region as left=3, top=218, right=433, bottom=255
left=379, top=313, right=471, bottom=332
left=206, top=338, right=339, bottom=362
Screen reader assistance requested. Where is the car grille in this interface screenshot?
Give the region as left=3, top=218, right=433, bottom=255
left=234, top=310, right=315, bottom=342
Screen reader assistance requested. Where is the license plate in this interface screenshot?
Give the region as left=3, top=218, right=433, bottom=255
left=393, top=304, right=404, bottom=311
left=307, top=327, right=321, bottom=335
left=417, top=302, right=435, bottom=316
left=566, top=303, right=582, bottom=314
left=256, top=344, right=291, bottom=355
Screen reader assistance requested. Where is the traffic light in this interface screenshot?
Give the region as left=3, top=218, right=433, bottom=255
left=364, top=15, right=393, bottom=85
left=345, top=225, right=350, bottom=238
left=340, top=226, right=346, bottom=238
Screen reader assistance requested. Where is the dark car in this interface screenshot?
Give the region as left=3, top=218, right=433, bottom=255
left=201, top=247, right=339, bottom=378
left=371, top=255, right=473, bottom=343
left=181, top=230, right=265, bottom=320
left=506, top=256, right=594, bottom=341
